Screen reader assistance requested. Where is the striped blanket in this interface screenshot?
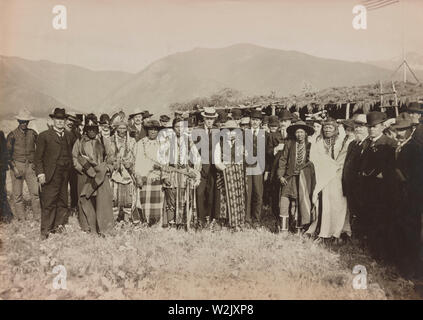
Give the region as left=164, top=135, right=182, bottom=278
left=216, top=163, right=246, bottom=228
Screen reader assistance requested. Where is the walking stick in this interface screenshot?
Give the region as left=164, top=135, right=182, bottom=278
left=129, top=173, right=140, bottom=224
left=186, top=179, right=192, bottom=231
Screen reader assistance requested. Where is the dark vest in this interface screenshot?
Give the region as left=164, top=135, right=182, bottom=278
left=8, top=128, right=37, bottom=163
left=57, top=134, right=71, bottom=165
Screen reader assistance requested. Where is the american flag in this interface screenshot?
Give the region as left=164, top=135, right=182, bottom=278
left=362, top=0, right=400, bottom=11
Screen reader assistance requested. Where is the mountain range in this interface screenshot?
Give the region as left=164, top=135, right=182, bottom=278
left=1, top=43, right=422, bottom=118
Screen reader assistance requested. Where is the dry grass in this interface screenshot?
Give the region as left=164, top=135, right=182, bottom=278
left=0, top=117, right=420, bottom=300
left=0, top=206, right=419, bottom=300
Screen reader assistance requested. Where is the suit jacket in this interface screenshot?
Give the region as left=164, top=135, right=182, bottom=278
left=412, top=123, right=423, bottom=146
left=34, top=128, right=73, bottom=184
left=395, top=137, right=423, bottom=202
left=342, top=140, right=364, bottom=196
left=192, top=125, right=219, bottom=178
left=358, top=134, right=396, bottom=180
left=128, top=124, right=146, bottom=142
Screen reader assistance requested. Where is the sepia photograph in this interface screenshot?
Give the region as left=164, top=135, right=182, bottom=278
left=0, top=0, right=422, bottom=303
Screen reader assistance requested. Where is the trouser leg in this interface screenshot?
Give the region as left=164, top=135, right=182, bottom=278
left=251, top=174, right=263, bottom=223
left=10, top=167, right=24, bottom=220
left=0, top=170, right=12, bottom=221
left=54, top=165, right=70, bottom=228
left=24, top=163, right=41, bottom=218
left=165, top=188, right=176, bottom=223
left=196, top=178, right=207, bottom=223
left=69, top=168, right=78, bottom=209
left=40, top=174, right=61, bottom=237
left=271, top=181, right=280, bottom=218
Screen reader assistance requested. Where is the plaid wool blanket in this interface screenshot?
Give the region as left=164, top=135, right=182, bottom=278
left=138, top=177, right=164, bottom=225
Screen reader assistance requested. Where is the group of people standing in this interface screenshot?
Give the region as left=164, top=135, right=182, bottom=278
left=1, top=101, right=422, bottom=277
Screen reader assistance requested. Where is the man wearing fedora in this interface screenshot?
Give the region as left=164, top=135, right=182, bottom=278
left=128, top=108, right=147, bottom=142
left=159, top=114, right=172, bottom=128
left=391, top=116, right=423, bottom=277
left=194, top=107, right=219, bottom=227
left=231, top=108, right=242, bottom=125
left=35, top=108, right=73, bottom=239
left=6, top=108, right=41, bottom=221
left=405, top=101, right=423, bottom=127
left=342, top=114, right=368, bottom=240
left=244, top=109, right=266, bottom=228
left=357, top=111, right=397, bottom=260
left=405, top=102, right=423, bottom=150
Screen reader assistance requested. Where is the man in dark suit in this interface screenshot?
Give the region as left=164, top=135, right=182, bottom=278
left=391, top=117, right=423, bottom=276
left=244, top=109, right=266, bottom=228
left=194, top=107, right=219, bottom=228
left=357, top=111, right=397, bottom=261
left=342, top=114, right=368, bottom=240
left=35, top=108, right=73, bottom=240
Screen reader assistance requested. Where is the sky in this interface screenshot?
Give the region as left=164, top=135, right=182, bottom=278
left=1, top=0, right=422, bottom=73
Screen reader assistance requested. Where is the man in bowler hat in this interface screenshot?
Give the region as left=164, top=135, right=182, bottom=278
left=357, top=111, right=397, bottom=261
left=35, top=108, right=74, bottom=239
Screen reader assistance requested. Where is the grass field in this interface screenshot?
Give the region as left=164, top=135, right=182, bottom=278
left=0, top=203, right=420, bottom=300
left=0, top=120, right=421, bottom=300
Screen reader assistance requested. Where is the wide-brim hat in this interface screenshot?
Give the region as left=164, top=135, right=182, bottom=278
left=231, top=108, right=242, bottom=120
left=278, top=109, right=293, bottom=121
left=15, top=108, right=35, bottom=121
left=287, top=121, right=314, bottom=136
left=99, top=114, right=111, bottom=125
left=144, top=120, right=162, bottom=130
left=268, top=115, right=279, bottom=127
left=49, top=108, right=67, bottom=119
left=66, top=112, right=82, bottom=125
left=353, top=114, right=367, bottom=126
left=221, top=120, right=239, bottom=129
left=341, top=119, right=355, bottom=129
left=201, top=107, right=218, bottom=118
left=366, top=111, right=387, bottom=127
left=84, top=113, right=99, bottom=127
left=160, top=114, right=171, bottom=122
left=392, top=118, right=414, bottom=130
left=142, top=111, right=153, bottom=118
left=240, top=117, right=250, bottom=125
left=250, top=109, right=263, bottom=120
left=129, top=108, right=144, bottom=118
left=406, top=102, right=423, bottom=114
